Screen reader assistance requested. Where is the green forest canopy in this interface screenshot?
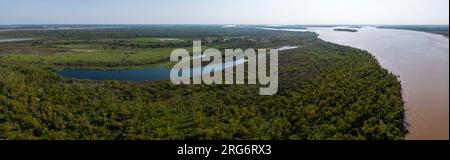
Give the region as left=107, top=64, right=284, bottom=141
left=0, top=26, right=407, bottom=140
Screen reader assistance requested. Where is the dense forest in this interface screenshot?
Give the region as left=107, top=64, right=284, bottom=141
left=0, top=25, right=407, bottom=140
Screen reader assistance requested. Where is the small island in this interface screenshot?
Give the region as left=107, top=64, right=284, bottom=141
left=334, top=28, right=358, bottom=32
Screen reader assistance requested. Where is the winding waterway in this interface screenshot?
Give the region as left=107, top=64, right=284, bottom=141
left=55, top=26, right=449, bottom=139
left=269, top=26, right=449, bottom=140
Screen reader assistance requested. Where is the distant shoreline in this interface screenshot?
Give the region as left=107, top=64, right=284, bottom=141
left=0, top=24, right=447, bottom=37
left=377, top=25, right=449, bottom=38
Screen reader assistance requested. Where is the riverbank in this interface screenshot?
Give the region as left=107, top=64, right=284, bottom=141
left=0, top=26, right=406, bottom=140
left=377, top=25, right=449, bottom=38
left=305, top=27, right=449, bottom=140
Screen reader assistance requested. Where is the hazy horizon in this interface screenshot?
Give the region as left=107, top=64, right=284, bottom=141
left=0, top=0, right=449, bottom=25
left=0, top=23, right=449, bottom=26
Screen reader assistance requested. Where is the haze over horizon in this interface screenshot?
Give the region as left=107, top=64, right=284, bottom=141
left=0, top=0, right=449, bottom=25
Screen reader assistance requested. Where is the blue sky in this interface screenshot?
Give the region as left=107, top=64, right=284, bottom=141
left=0, top=0, right=448, bottom=25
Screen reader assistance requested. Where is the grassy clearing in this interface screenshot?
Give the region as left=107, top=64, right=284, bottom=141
left=0, top=47, right=175, bottom=67
left=0, top=39, right=222, bottom=69
left=0, top=41, right=182, bottom=67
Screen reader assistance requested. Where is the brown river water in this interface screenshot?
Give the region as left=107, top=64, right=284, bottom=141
left=267, top=27, right=449, bottom=140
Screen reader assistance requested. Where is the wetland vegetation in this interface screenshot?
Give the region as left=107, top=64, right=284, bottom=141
left=0, top=25, right=406, bottom=140
left=334, top=29, right=358, bottom=32
left=378, top=25, right=449, bottom=37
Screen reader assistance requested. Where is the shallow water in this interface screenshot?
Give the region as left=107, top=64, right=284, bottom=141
left=57, top=58, right=247, bottom=81
left=0, top=38, right=34, bottom=43
left=268, top=26, right=449, bottom=140
left=278, top=46, right=300, bottom=51
left=0, top=27, right=120, bottom=32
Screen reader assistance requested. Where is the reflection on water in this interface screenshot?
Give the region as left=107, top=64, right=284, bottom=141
left=278, top=46, right=300, bottom=51
left=269, top=26, right=449, bottom=140
left=0, top=27, right=121, bottom=32
left=190, top=58, right=247, bottom=77
left=57, top=58, right=247, bottom=81
left=57, top=67, right=171, bottom=81
left=0, top=38, right=34, bottom=43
